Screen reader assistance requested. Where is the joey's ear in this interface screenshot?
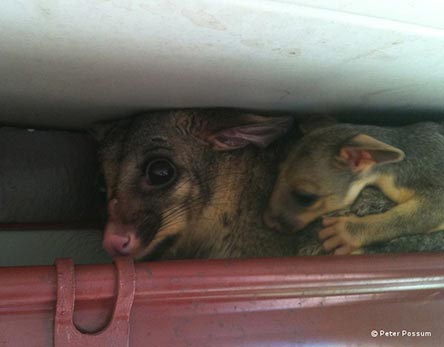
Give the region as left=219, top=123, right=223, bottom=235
left=299, top=115, right=337, bottom=134
left=337, top=134, right=405, bottom=172
left=205, top=115, right=294, bottom=151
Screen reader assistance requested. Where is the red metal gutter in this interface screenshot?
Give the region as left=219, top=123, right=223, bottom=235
left=1, top=254, right=443, bottom=346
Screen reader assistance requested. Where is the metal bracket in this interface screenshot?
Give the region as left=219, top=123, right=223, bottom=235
left=54, top=257, right=135, bottom=347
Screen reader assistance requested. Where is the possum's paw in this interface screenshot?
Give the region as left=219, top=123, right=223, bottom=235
left=319, top=216, right=363, bottom=255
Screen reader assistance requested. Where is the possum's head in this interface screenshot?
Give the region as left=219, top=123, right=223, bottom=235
left=94, top=110, right=293, bottom=260
left=264, top=118, right=405, bottom=233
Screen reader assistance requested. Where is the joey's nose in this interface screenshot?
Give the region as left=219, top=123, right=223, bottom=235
left=263, top=210, right=284, bottom=232
left=263, top=210, right=304, bottom=233
left=103, top=232, right=139, bottom=257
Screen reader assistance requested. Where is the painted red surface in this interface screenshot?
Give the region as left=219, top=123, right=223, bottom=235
left=1, top=254, right=444, bottom=347
left=54, top=258, right=135, bottom=347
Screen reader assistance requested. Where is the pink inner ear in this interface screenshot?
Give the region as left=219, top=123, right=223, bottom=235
left=212, top=134, right=250, bottom=150
left=207, top=117, right=293, bottom=151
left=341, top=148, right=374, bottom=170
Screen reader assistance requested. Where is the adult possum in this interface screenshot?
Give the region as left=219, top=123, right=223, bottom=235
left=96, top=109, right=298, bottom=260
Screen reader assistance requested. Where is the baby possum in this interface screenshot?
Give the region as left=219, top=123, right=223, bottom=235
left=95, top=109, right=301, bottom=260
left=265, top=117, right=444, bottom=255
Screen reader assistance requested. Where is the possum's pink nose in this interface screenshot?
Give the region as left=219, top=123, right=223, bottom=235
left=263, top=210, right=281, bottom=231
left=103, top=221, right=141, bottom=257
left=103, top=233, right=133, bottom=256
left=103, top=198, right=142, bottom=257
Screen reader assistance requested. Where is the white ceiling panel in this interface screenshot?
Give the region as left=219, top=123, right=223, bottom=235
left=0, top=0, right=443, bottom=127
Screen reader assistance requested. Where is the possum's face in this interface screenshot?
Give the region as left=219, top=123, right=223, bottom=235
left=264, top=130, right=353, bottom=233
left=263, top=123, right=405, bottom=233
left=95, top=110, right=293, bottom=260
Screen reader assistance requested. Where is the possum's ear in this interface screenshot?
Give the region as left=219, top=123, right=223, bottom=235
left=89, top=118, right=131, bottom=144
left=299, top=115, right=337, bottom=134
left=337, top=134, right=405, bottom=172
left=205, top=115, right=294, bottom=151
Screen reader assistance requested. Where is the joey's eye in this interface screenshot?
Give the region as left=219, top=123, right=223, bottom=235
left=292, top=191, right=319, bottom=207
left=144, top=158, right=176, bottom=187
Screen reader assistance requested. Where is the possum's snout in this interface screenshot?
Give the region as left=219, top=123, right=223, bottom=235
left=263, top=208, right=306, bottom=233
left=103, top=231, right=140, bottom=256
left=102, top=198, right=143, bottom=257
left=103, top=198, right=166, bottom=258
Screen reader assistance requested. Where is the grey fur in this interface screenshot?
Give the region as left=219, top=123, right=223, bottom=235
left=288, top=121, right=444, bottom=255
left=96, top=110, right=300, bottom=260
left=298, top=186, right=444, bottom=255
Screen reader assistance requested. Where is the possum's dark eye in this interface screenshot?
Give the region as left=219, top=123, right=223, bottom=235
left=292, top=191, right=319, bottom=207
left=144, top=158, right=176, bottom=187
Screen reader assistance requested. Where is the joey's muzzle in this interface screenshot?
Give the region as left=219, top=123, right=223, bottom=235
left=263, top=209, right=306, bottom=233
